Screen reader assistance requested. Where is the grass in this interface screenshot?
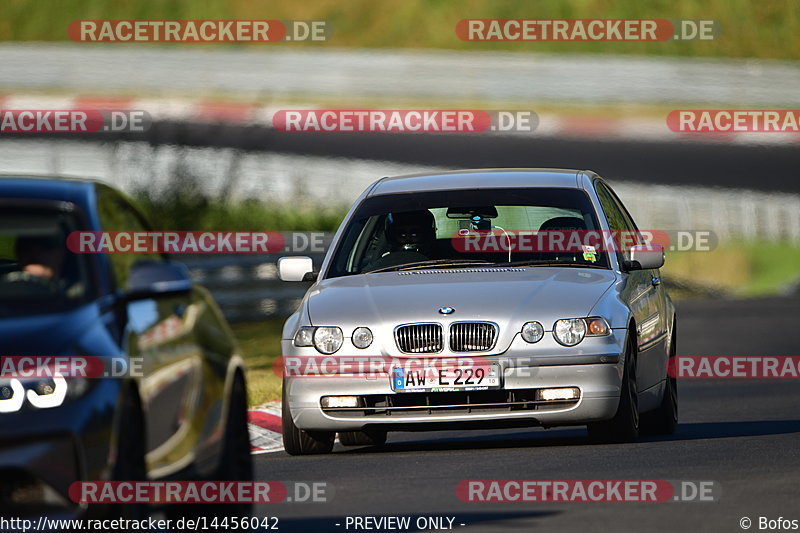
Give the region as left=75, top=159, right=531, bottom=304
left=2, top=0, right=799, bottom=60
left=232, top=320, right=285, bottom=407
left=662, top=240, right=800, bottom=297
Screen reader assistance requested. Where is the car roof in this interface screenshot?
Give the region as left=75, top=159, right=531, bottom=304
left=0, top=175, right=100, bottom=208
left=368, top=168, right=589, bottom=197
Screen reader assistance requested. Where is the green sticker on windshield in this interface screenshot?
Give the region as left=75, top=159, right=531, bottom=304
left=582, top=245, right=597, bottom=262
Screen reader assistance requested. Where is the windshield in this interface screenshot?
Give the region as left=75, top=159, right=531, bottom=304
left=0, top=207, right=95, bottom=316
left=327, top=187, right=609, bottom=278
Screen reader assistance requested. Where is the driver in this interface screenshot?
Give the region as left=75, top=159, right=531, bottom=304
left=14, top=235, right=65, bottom=280
left=1, top=234, right=70, bottom=295
left=366, top=210, right=437, bottom=271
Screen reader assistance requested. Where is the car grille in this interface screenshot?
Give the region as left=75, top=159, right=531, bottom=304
left=395, top=323, right=443, bottom=353
left=449, top=322, right=498, bottom=352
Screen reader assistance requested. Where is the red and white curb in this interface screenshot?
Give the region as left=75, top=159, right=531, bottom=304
left=2, top=93, right=799, bottom=146
left=248, top=403, right=283, bottom=455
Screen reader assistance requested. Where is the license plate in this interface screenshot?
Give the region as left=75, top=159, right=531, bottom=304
left=391, top=363, right=501, bottom=392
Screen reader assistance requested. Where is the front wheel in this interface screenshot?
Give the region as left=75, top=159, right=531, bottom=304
left=641, top=324, right=678, bottom=436
left=587, top=333, right=639, bottom=444
left=282, top=384, right=334, bottom=455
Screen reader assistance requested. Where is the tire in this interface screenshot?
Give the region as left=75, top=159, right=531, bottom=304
left=108, top=387, right=148, bottom=520
left=214, top=373, right=254, bottom=516
left=587, top=332, right=639, bottom=444
left=641, top=323, right=678, bottom=436
left=338, top=430, right=387, bottom=447
left=282, top=384, right=334, bottom=455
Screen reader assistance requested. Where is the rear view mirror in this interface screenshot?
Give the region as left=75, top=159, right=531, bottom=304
left=126, top=260, right=193, bottom=300
left=626, top=244, right=665, bottom=270
left=278, top=256, right=316, bottom=282
left=445, top=206, right=498, bottom=219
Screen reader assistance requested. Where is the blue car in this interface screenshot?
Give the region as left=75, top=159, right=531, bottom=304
left=0, top=176, right=252, bottom=519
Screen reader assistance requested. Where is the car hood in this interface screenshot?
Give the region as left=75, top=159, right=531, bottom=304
left=306, top=267, right=617, bottom=352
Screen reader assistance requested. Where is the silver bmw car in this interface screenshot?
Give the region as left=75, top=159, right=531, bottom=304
left=278, top=169, right=677, bottom=455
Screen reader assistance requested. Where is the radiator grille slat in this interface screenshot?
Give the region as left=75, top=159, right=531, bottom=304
left=395, top=323, right=443, bottom=353
left=449, top=322, right=498, bottom=352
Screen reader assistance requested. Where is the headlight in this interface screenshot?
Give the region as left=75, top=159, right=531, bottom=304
left=313, top=327, right=344, bottom=354
left=24, top=376, right=67, bottom=409
left=0, top=379, right=25, bottom=413
left=294, top=326, right=315, bottom=347
left=0, top=375, right=88, bottom=412
left=553, top=318, right=587, bottom=346
left=521, top=321, right=544, bottom=343
left=352, top=327, right=373, bottom=349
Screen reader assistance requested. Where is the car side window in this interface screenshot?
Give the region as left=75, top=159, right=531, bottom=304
left=96, top=186, right=162, bottom=291
left=604, top=183, right=642, bottom=237
left=595, top=181, right=639, bottom=263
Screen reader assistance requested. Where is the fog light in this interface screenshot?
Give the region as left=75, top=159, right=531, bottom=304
left=538, top=387, right=580, bottom=401
left=321, top=396, right=360, bottom=408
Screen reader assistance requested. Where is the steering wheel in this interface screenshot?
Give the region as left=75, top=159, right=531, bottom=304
left=0, top=272, right=64, bottom=298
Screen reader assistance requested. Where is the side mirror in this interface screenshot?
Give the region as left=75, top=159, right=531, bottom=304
left=625, top=244, right=665, bottom=271
left=278, top=256, right=316, bottom=282
left=125, top=260, right=193, bottom=300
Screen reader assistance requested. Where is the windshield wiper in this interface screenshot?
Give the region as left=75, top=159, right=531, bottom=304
left=493, top=260, right=609, bottom=269
left=365, top=258, right=494, bottom=274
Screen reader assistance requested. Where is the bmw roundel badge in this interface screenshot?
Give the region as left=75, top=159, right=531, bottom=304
left=438, top=306, right=455, bottom=315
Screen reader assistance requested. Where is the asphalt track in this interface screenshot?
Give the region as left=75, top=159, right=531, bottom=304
left=253, top=296, right=800, bottom=533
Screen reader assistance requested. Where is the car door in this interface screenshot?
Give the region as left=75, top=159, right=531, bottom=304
left=95, top=185, right=205, bottom=477
left=595, top=181, right=667, bottom=403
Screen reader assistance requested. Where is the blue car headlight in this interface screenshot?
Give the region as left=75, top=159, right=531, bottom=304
left=0, top=375, right=90, bottom=413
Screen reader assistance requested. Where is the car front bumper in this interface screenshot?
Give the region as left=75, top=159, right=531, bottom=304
left=284, top=330, right=627, bottom=432
left=0, top=378, right=120, bottom=518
